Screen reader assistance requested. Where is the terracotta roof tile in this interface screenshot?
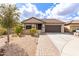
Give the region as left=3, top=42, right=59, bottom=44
left=22, top=17, right=65, bottom=24
left=22, top=17, right=44, bottom=24
left=66, top=20, right=79, bottom=25
left=43, top=19, right=64, bottom=24
left=71, top=20, right=79, bottom=23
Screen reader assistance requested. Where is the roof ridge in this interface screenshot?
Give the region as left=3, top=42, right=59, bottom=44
left=22, top=17, right=65, bottom=24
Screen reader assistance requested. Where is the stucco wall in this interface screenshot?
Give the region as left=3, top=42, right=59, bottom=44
left=24, top=24, right=43, bottom=34
left=65, top=23, right=79, bottom=32
left=24, top=23, right=64, bottom=33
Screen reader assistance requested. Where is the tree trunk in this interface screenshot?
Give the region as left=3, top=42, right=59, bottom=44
left=4, top=28, right=10, bottom=53
left=7, top=28, right=10, bottom=44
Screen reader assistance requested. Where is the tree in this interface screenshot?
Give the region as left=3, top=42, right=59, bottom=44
left=0, top=4, right=20, bottom=44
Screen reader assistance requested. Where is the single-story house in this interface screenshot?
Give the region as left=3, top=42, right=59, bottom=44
left=65, top=20, right=79, bottom=32
left=22, top=17, right=65, bottom=34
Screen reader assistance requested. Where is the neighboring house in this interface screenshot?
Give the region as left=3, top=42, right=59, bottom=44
left=65, top=20, right=79, bottom=32
left=22, top=17, right=65, bottom=34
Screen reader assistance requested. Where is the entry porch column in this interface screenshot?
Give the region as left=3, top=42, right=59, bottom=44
left=42, top=24, right=45, bottom=33
left=61, top=24, right=64, bottom=33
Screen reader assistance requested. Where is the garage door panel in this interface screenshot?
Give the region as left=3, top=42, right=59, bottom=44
left=45, top=25, right=61, bottom=32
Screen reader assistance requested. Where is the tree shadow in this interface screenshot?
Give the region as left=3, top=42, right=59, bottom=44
left=0, top=43, right=28, bottom=56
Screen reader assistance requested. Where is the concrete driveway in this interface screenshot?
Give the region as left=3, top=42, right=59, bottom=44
left=61, top=38, right=79, bottom=56
left=47, top=33, right=79, bottom=55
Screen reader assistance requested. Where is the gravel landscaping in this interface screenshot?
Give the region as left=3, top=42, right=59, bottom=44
left=0, top=34, right=60, bottom=56
left=0, top=35, right=38, bottom=56
left=1, top=43, right=28, bottom=56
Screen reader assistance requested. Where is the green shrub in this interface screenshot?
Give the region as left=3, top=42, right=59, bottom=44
left=0, top=27, right=7, bottom=35
left=14, top=26, right=23, bottom=36
left=30, top=28, right=37, bottom=36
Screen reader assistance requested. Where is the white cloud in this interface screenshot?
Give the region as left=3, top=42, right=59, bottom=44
left=44, top=3, right=79, bottom=21
left=18, top=3, right=79, bottom=21
left=18, top=3, right=45, bottom=20
left=41, top=3, right=73, bottom=20
left=73, top=17, right=79, bottom=20
left=57, top=3, right=79, bottom=15
left=45, top=3, right=72, bottom=18
left=52, top=3, right=72, bottom=15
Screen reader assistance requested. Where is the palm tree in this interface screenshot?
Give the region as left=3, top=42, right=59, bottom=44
left=0, top=4, right=20, bottom=44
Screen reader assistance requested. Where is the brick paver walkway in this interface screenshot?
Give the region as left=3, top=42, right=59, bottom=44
left=36, top=35, right=60, bottom=56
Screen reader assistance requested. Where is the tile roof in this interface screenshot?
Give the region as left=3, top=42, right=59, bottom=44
left=65, top=20, right=79, bottom=25
left=22, top=17, right=44, bottom=24
left=43, top=19, right=65, bottom=24
left=22, top=17, right=65, bottom=24
left=71, top=20, right=79, bottom=23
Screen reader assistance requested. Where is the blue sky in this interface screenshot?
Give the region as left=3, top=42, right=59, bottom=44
left=32, top=3, right=59, bottom=13
left=16, top=3, right=79, bottom=21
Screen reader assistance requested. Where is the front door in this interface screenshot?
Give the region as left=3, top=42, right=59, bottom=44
left=36, top=24, right=42, bottom=30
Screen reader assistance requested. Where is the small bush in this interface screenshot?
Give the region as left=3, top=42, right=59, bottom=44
left=30, top=28, right=37, bottom=36
left=14, top=26, right=23, bottom=36
left=72, top=30, right=76, bottom=32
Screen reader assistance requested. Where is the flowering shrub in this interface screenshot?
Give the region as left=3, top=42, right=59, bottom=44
left=30, top=28, right=37, bottom=36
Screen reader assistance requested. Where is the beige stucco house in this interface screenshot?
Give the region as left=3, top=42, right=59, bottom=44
left=22, top=17, right=65, bottom=34
left=65, top=20, right=79, bottom=32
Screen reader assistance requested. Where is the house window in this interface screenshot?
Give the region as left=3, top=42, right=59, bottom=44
left=26, top=25, right=32, bottom=29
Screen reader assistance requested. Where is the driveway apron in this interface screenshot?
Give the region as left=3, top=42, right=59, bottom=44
left=47, top=33, right=76, bottom=53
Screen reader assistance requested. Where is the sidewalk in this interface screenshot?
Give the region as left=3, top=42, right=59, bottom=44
left=61, top=37, right=79, bottom=56
left=36, top=35, right=60, bottom=56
